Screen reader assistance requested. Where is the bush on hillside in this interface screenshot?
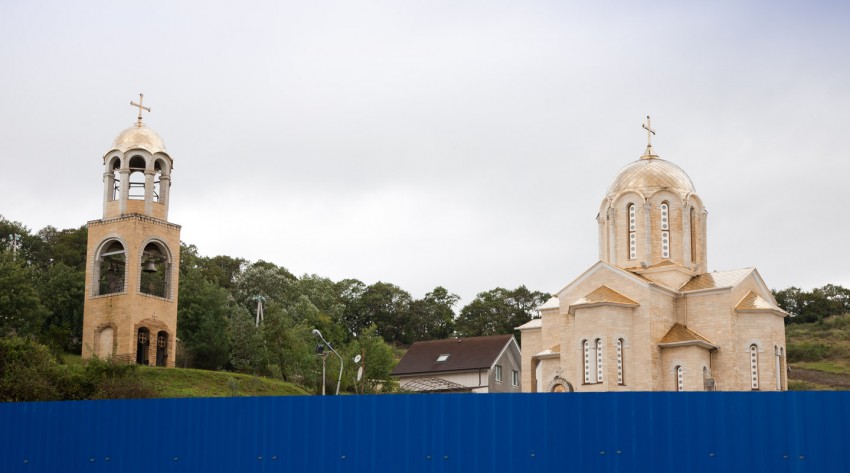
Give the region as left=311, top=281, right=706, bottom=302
left=787, top=342, right=831, bottom=363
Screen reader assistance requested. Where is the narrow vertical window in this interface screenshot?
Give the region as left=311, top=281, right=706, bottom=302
left=774, top=345, right=781, bottom=391
left=689, top=207, right=696, bottom=262
left=628, top=204, right=637, bottom=260
left=616, top=339, right=624, bottom=385
left=495, top=364, right=502, bottom=382
left=751, top=344, right=760, bottom=390
left=512, top=370, right=519, bottom=387
left=583, top=340, right=591, bottom=384
left=779, top=347, right=785, bottom=390
left=676, top=365, right=684, bottom=391
left=660, top=202, right=670, bottom=258
left=596, top=339, right=604, bottom=383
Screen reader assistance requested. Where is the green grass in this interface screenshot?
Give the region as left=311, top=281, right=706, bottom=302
left=786, top=313, right=850, bottom=390
left=138, top=366, right=310, bottom=398
left=787, top=380, right=831, bottom=391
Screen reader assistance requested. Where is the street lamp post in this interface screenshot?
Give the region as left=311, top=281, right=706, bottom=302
left=312, top=329, right=343, bottom=396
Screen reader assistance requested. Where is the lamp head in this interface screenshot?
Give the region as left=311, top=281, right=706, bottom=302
left=311, top=329, right=321, bottom=338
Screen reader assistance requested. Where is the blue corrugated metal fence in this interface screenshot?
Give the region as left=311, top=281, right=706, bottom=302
left=0, top=392, right=847, bottom=472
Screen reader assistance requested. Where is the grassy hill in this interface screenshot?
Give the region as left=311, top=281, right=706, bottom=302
left=786, top=313, right=850, bottom=390
left=64, top=355, right=311, bottom=398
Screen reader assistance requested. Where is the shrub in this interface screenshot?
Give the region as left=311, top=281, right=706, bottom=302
left=787, top=342, right=831, bottom=363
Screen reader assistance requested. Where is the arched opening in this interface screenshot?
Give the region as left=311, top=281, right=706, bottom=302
left=582, top=339, right=591, bottom=384
left=96, top=240, right=126, bottom=295
left=136, top=327, right=150, bottom=365
left=108, top=157, right=121, bottom=201
left=139, top=241, right=170, bottom=298
left=128, top=155, right=147, bottom=200
left=156, top=331, right=168, bottom=367
left=153, top=159, right=165, bottom=203
left=97, top=326, right=114, bottom=358
left=675, top=365, right=684, bottom=391
left=660, top=202, right=670, bottom=259
left=628, top=204, right=637, bottom=260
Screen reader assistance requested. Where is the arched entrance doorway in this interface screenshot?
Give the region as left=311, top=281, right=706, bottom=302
left=156, top=331, right=168, bottom=367
left=136, top=327, right=150, bottom=365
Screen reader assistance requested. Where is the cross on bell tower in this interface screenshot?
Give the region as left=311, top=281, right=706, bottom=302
left=130, top=93, right=151, bottom=127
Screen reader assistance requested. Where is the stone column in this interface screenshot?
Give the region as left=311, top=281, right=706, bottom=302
left=144, top=170, right=155, bottom=216
left=118, top=169, right=130, bottom=215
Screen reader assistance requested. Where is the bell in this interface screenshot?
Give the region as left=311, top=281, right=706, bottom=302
left=142, top=259, right=158, bottom=273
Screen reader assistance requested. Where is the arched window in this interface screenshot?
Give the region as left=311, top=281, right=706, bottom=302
left=628, top=204, right=637, bottom=260
left=675, top=365, right=684, bottom=391
left=616, top=339, right=624, bottom=385
left=689, top=207, right=696, bottom=262
left=660, top=202, right=670, bottom=259
left=139, top=241, right=171, bottom=298
left=583, top=340, right=591, bottom=384
left=779, top=346, right=785, bottom=390
left=96, top=240, right=126, bottom=296
left=750, top=344, right=760, bottom=390
left=596, top=339, right=604, bottom=383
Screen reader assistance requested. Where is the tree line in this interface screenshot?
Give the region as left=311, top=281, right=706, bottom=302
left=0, top=215, right=549, bottom=394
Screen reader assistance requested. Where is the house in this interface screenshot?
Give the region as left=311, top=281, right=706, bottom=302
left=392, top=335, right=521, bottom=393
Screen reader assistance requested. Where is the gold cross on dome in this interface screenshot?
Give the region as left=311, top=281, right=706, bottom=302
left=130, top=93, right=151, bottom=127
left=642, top=115, right=656, bottom=148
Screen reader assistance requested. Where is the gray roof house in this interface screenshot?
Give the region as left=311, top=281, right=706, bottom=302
left=391, top=334, right=522, bottom=393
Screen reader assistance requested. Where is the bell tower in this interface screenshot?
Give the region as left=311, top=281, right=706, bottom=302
left=82, top=94, right=181, bottom=367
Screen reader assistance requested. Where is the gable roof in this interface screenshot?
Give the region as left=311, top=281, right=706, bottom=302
left=679, top=268, right=753, bottom=292
left=658, top=323, right=716, bottom=349
left=391, top=334, right=516, bottom=376
left=575, top=285, right=639, bottom=305
left=735, top=291, right=788, bottom=316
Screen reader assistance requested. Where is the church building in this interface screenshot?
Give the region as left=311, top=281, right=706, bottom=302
left=81, top=95, right=180, bottom=367
left=518, top=118, right=788, bottom=392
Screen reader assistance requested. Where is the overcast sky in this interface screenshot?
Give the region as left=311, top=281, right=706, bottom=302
left=2, top=0, right=848, bottom=306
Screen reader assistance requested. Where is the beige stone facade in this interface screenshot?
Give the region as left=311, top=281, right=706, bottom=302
left=82, top=122, right=180, bottom=367
left=519, top=142, right=787, bottom=392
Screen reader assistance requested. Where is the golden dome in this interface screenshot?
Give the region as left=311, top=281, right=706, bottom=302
left=110, top=125, right=167, bottom=154
left=606, top=156, right=696, bottom=199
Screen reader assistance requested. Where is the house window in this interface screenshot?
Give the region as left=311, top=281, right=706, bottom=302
left=436, top=354, right=449, bottom=362
left=495, top=364, right=502, bottom=382
left=628, top=204, right=637, bottom=260
left=676, top=365, right=684, bottom=391
left=751, top=344, right=759, bottom=390
left=616, top=338, right=624, bottom=385
left=512, top=370, right=519, bottom=387
left=596, top=339, right=604, bottom=383
left=583, top=340, right=591, bottom=384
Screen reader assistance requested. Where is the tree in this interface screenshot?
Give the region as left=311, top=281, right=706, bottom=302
left=357, top=282, right=412, bottom=343
left=343, top=325, right=398, bottom=393
left=177, top=267, right=232, bottom=369
left=407, top=287, right=458, bottom=342
left=36, top=262, right=85, bottom=353
left=455, top=286, right=550, bottom=338
left=774, top=284, right=850, bottom=324
left=0, top=252, right=49, bottom=337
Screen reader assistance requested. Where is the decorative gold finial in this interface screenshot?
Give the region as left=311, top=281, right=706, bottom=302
left=641, top=115, right=658, bottom=159
left=130, top=93, right=151, bottom=127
